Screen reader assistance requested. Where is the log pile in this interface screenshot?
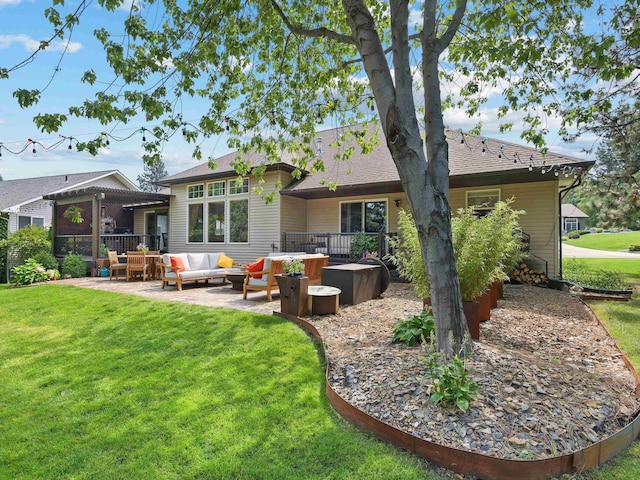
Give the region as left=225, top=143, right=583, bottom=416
left=508, top=262, right=548, bottom=285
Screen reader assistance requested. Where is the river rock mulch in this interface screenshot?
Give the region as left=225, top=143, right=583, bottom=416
left=304, top=283, right=640, bottom=462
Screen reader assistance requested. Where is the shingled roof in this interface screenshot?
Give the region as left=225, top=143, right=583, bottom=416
left=0, top=170, right=137, bottom=212
left=158, top=123, right=594, bottom=198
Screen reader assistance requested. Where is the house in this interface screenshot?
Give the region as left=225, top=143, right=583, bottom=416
left=0, top=171, right=138, bottom=233
left=561, top=203, right=589, bottom=232
left=156, top=124, right=595, bottom=279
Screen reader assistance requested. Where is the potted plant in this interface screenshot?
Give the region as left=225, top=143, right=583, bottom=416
left=277, top=258, right=308, bottom=316
left=282, top=258, right=305, bottom=277
left=63, top=205, right=84, bottom=224
left=137, top=243, right=149, bottom=253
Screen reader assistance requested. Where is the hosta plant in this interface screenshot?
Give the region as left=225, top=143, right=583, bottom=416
left=424, top=349, right=478, bottom=413
left=392, top=310, right=435, bottom=346
left=11, top=259, right=51, bottom=286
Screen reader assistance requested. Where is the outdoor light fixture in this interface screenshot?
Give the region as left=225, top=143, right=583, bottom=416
left=315, top=137, right=323, bottom=156
left=394, top=199, right=401, bottom=207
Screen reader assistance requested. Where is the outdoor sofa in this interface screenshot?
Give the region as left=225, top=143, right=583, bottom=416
left=243, top=252, right=329, bottom=301
left=160, top=252, right=239, bottom=291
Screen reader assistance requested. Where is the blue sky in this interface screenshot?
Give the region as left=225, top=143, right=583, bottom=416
left=0, top=0, right=595, bottom=184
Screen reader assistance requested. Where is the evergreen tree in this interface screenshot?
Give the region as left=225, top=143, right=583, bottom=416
left=136, top=159, right=168, bottom=193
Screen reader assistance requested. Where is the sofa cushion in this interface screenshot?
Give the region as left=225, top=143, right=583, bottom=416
left=207, top=253, right=222, bottom=269
left=268, top=252, right=306, bottom=257
left=217, top=253, right=234, bottom=268
left=170, top=255, right=188, bottom=272
left=247, top=277, right=269, bottom=287
left=188, top=253, right=210, bottom=271
left=245, top=258, right=265, bottom=278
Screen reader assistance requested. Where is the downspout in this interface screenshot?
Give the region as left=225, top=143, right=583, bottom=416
left=558, top=176, right=584, bottom=279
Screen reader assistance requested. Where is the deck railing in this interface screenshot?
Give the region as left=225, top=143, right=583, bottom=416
left=281, top=232, right=396, bottom=264
left=53, top=234, right=155, bottom=258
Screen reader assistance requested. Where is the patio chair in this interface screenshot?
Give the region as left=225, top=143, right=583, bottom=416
left=126, top=251, right=148, bottom=281
left=108, top=251, right=127, bottom=280
left=146, top=250, right=161, bottom=279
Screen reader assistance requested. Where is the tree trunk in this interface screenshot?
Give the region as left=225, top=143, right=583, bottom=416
left=343, top=0, right=471, bottom=356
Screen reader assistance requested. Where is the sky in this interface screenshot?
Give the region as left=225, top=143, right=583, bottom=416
left=0, top=0, right=597, bottom=185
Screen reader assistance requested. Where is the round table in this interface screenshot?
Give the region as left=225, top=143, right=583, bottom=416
left=226, top=272, right=246, bottom=291
left=307, top=285, right=341, bottom=315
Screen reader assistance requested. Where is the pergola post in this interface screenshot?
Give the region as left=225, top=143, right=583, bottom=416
left=91, top=194, right=104, bottom=267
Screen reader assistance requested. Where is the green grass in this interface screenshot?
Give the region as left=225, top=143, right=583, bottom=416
left=0, top=284, right=436, bottom=480
left=576, top=297, right=640, bottom=479
left=565, top=231, right=640, bottom=251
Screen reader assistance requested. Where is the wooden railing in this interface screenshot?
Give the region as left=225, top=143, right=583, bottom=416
left=53, top=234, right=155, bottom=258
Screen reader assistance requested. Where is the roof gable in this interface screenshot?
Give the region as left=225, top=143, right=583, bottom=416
left=0, top=170, right=138, bottom=212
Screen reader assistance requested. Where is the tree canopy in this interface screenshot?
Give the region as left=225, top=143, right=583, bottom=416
left=3, top=0, right=638, bottom=354
left=137, top=158, right=168, bottom=192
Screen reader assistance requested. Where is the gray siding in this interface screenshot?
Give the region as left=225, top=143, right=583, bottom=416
left=167, top=171, right=283, bottom=264
left=9, top=200, right=53, bottom=233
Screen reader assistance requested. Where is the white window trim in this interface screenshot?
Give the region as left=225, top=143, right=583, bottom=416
left=18, top=215, right=45, bottom=229
left=207, top=180, right=226, bottom=197
left=564, top=218, right=578, bottom=232
left=185, top=178, right=250, bottom=244
left=466, top=188, right=501, bottom=212
left=338, top=198, right=389, bottom=233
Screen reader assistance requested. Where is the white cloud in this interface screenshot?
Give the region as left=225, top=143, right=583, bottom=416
left=0, top=0, right=26, bottom=6
left=0, top=34, right=82, bottom=53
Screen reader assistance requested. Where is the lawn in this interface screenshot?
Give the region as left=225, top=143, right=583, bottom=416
left=0, top=284, right=435, bottom=480
left=565, top=231, right=640, bottom=251
left=576, top=296, right=640, bottom=479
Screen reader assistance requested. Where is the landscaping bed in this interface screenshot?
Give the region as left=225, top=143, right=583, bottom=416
left=306, top=283, right=640, bottom=461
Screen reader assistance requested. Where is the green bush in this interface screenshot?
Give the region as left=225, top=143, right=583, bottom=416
left=629, top=244, right=640, bottom=252
left=576, top=229, right=591, bottom=235
left=424, top=350, right=478, bottom=413
left=390, top=200, right=525, bottom=302
left=0, top=225, right=51, bottom=261
left=11, top=259, right=50, bottom=286
left=349, top=232, right=379, bottom=260
left=568, top=231, right=580, bottom=239
left=563, top=259, right=630, bottom=290
left=62, top=254, right=88, bottom=278
left=595, top=228, right=603, bottom=233
left=391, top=310, right=435, bottom=346
left=561, top=235, right=569, bottom=241
left=32, top=251, right=59, bottom=271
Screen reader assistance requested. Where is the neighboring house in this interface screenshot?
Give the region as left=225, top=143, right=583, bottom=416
left=561, top=203, right=589, bottom=232
left=0, top=171, right=139, bottom=233
left=158, top=124, right=595, bottom=279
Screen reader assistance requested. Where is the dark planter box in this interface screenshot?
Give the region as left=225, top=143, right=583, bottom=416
left=322, top=264, right=381, bottom=305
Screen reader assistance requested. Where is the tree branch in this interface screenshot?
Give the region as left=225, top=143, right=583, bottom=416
left=341, top=32, right=421, bottom=67
left=435, top=0, right=467, bottom=55
left=270, top=0, right=356, bottom=45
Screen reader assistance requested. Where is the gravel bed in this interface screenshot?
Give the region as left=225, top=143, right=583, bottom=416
left=305, top=283, right=640, bottom=461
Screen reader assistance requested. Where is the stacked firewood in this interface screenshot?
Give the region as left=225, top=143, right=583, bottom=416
left=508, top=262, right=548, bottom=285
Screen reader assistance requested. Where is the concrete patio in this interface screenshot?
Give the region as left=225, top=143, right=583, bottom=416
left=59, top=276, right=280, bottom=315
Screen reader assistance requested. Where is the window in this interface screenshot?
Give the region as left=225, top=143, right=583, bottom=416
left=186, top=177, right=249, bottom=243
left=340, top=200, right=387, bottom=233
left=466, top=189, right=500, bottom=215
left=188, top=184, right=204, bottom=199
left=18, top=216, right=44, bottom=229
left=208, top=181, right=225, bottom=197
left=188, top=204, right=204, bottom=242
left=229, top=199, right=249, bottom=243
left=207, top=201, right=225, bottom=242
left=229, top=178, right=249, bottom=195
left=564, top=218, right=578, bottom=232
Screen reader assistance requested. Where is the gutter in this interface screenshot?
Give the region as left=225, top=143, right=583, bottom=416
left=558, top=176, right=584, bottom=279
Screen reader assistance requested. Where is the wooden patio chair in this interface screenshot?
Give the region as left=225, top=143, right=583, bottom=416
left=108, top=251, right=127, bottom=280
left=146, top=250, right=161, bottom=279
left=126, top=251, right=148, bottom=281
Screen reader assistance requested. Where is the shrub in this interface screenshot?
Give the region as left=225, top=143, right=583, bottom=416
left=629, top=244, right=640, bottom=252
left=11, top=259, right=50, bottom=286
left=388, top=210, right=430, bottom=298
left=568, top=232, right=581, bottom=239
left=563, top=259, right=630, bottom=290
left=32, top=251, right=59, bottom=271
left=424, top=349, right=478, bottom=412
left=62, top=254, right=88, bottom=278
left=1, top=225, right=51, bottom=261
left=575, top=229, right=591, bottom=236
left=392, top=310, right=435, bottom=346
left=349, top=232, right=379, bottom=260
left=595, top=228, right=603, bottom=233
left=561, top=235, right=569, bottom=242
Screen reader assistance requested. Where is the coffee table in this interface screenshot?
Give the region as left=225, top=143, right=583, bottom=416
left=226, top=271, right=246, bottom=291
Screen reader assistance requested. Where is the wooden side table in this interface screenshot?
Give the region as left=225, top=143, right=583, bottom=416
left=307, top=285, right=341, bottom=315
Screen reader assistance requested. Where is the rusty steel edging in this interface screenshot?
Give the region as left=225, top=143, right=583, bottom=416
left=274, top=307, right=640, bottom=480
